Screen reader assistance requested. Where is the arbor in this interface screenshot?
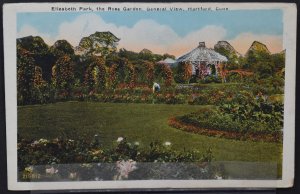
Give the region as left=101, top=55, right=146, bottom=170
left=32, top=66, right=49, bottom=104
left=52, top=55, right=75, bottom=97
left=84, top=57, right=106, bottom=93
left=161, top=64, right=173, bottom=87
left=107, top=64, right=118, bottom=90
left=125, top=62, right=137, bottom=88
left=144, top=61, right=155, bottom=87
left=17, top=47, right=36, bottom=105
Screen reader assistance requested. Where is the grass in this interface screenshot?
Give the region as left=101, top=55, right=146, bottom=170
left=18, top=101, right=282, bottom=178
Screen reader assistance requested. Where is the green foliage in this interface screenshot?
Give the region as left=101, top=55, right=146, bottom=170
left=18, top=136, right=218, bottom=181
left=144, top=61, right=155, bottom=87
left=17, top=36, right=55, bottom=82
left=52, top=55, right=75, bottom=98
left=16, top=35, right=285, bottom=106
left=271, top=53, right=285, bottom=70
left=244, top=75, right=284, bottom=94
left=50, top=40, right=74, bottom=58
left=178, top=92, right=283, bottom=134
left=244, top=49, right=284, bottom=79
left=139, top=48, right=163, bottom=62
left=162, top=53, right=176, bottom=60
left=219, top=93, right=284, bottom=131
left=31, top=66, right=51, bottom=104
left=214, top=47, right=240, bottom=70
left=84, top=57, right=106, bottom=93
left=78, top=31, right=120, bottom=57
left=118, top=48, right=140, bottom=62
left=125, top=62, right=137, bottom=88
left=174, top=62, right=193, bottom=83
left=107, top=64, right=118, bottom=90
left=161, top=64, right=174, bottom=87
left=17, top=47, right=36, bottom=105
left=17, top=36, right=49, bottom=55
left=198, top=75, right=222, bottom=84
left=78, top=37, right=93, bottom=54
left=118, top=48, right=169, bottom=64
left=226, top=73, right=243, bottom=82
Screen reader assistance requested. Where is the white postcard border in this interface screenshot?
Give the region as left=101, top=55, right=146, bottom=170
left=3, top=2, right=296, bottom=190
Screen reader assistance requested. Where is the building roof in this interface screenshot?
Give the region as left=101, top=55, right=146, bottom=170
left=177, top=42, right=228, bottom=63
left=158, top=58, right=176, bottom=64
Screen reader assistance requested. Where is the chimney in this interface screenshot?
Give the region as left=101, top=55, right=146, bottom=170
left=198, top=42, right=206, bottom=48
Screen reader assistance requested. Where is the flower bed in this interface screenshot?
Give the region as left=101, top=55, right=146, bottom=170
left=168, top=117, right=282, bottom=143
left=18, top=136, right=224, bottom=181
left=169, top=100, right=283, bottom=142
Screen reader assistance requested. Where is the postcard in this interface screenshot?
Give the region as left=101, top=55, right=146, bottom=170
left=3, top=2, right=296, bottom=190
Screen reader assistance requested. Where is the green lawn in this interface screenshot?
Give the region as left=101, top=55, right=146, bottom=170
left=18, top=102, right=282, bottom=178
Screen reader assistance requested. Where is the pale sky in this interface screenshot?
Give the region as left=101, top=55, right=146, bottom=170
left=17, top=10, right=283, bottom=57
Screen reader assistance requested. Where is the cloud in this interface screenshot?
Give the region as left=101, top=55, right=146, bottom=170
left=17, top=24, right=54, bottom=45
left=17, top=13, right=283, bottom=57
left=54, top=13, right=227, bottom=56
left=56, top=13, right=119, bottom=46
left=170, top=25, right=227, bottom=56
left=116, top=19, right=180, bottom=53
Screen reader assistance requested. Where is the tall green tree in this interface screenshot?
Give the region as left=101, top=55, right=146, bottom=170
left=78, top=31, right=120, bottom=57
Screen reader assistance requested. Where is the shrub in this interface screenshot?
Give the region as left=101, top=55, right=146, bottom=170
left=17, top=136, right=221, bottom=181
left=198, top=75, right=222, bottom=84
left=175, top=62, right=193, bottom=83
left=176, top=95, right=283, bottom=135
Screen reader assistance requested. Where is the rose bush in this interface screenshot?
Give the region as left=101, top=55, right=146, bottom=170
left=18, top=136, right=223, bottom=181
